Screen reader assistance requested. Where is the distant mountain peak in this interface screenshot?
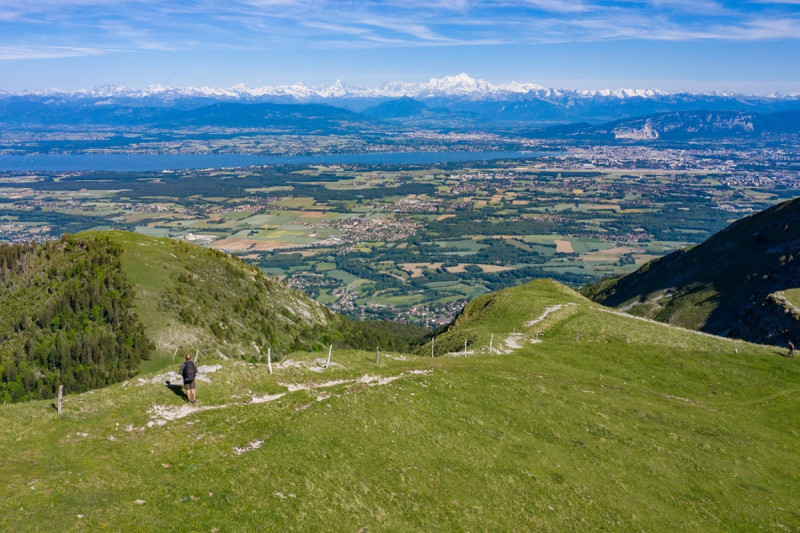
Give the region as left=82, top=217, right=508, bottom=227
left=13, top=74, right=671, bottom=101
left=6, top=77, right=799, bottom=127
left=11, top=75, right=800, bottom=103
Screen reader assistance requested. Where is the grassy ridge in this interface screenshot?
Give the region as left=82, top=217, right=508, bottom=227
left=108, top=231, right=428, bottom=373
left=1, top=280, right=797, bottom=531
left=420, top=278, right=587, bottom=356
left=0, top=230, right=428, bottom=401
left=105, top=230, right=347, bottom=372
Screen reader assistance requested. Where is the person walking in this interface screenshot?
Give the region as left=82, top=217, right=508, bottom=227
left=179, top=353, right=199, bottom=404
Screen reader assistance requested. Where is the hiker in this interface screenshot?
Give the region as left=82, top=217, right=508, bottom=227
left=789, top=341, right=795, bottom=358
left=179, top=354, right=198, bottom=404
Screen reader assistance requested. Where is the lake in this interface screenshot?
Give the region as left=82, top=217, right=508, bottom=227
left=0, top=151, right=556, bottom=172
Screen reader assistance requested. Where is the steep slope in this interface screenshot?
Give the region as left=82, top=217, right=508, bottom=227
left=105, top=231, right=345, bottom=370
left=0, top=230, right=427, bottom=401
left=583, top=197, right=800, bottom=343
left=107, top=231, right=427, bottom=370
left=1, top=279, right=797, bottom=531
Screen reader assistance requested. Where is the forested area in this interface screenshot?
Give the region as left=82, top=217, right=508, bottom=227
left=341, top=320, right=429, bottom=352
left=0, top=234, right=152, bottom=402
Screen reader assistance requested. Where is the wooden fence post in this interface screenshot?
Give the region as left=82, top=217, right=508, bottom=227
left=57, top=385, right=63, bottom=415
left=626, top=334, right=630, bottom=343
left=431, top=337, right=435, bottom=358
left=325, top=345, right=332, bottom=369
left=489, top=333, right=494, bottom=353
left=464, top=339, right=467, bottom=357
left=376, top=346, right=380, bottom=364
left=575, top=332, right=580, bottom=342
left=194, top=349, right=199, bottom=364
left=267, top=347, right=273, bottom=375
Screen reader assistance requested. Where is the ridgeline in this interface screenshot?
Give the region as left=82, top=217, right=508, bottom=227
left=584, top=197, right=800, bottom=344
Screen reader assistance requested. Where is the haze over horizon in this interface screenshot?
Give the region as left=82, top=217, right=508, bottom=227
left=1, top=0, right=799, bottom=94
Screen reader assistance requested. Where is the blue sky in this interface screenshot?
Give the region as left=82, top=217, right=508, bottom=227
left=1, top=0, right=799, bottom=93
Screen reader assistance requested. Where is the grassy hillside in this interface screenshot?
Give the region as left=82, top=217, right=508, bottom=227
left=418, top=277, right=587, bottom=356
left=0, top=230, right=428, bottom=400
left=1, top=279, right=797, bottom=531
left=105, top=230, right=343, bottom=372
left=583, top=197, right=800, bottom=344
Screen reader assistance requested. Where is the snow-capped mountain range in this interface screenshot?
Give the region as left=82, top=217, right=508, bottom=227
left=1, top=73, right=798, bottom=130
left=6, top=73, right=680, bottom=101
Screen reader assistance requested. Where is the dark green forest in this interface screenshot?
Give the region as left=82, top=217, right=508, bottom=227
left=341, top=320, right=429, bottom=352
left=0, top=235, right=152, bottom=403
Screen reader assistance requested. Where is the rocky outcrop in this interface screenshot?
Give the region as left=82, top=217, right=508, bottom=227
left=731, top=291, right=800, bottom=346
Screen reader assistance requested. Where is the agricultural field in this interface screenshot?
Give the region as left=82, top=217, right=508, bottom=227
left=2, top=145, right=799, bottom=325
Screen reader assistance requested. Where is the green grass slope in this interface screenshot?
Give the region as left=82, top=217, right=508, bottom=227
left=1, top=280, right=797, bottom=531
left=103, top=231, right=344, bottom=372
left=583, top=197, right=800, bottom=344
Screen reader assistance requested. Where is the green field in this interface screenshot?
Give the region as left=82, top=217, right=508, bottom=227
left=1, top=280, right=797, bottom=531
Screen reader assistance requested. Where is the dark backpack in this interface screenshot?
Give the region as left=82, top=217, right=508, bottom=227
left=182, top=361, right=196, bottom=383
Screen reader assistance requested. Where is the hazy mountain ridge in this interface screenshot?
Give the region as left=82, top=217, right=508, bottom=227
left=527, top=109, right=800, bottom=139
left=8, top=73, right=794, bottom=102
left=2, top=74, right=653, bottom=101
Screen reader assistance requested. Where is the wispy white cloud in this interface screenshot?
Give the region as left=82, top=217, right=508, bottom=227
left=356, top=17, right=456, bottom=42
left=0, top=44, right=111, bottom=60
left=714, top=16, right=800, bottom=39
left=94, top=20, right=174, bottom=50
left=0, top=0, right=799, bottom=62
left=521, top=0, right=594, bottom=13
left=647, top=0, right=726, bottom=13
